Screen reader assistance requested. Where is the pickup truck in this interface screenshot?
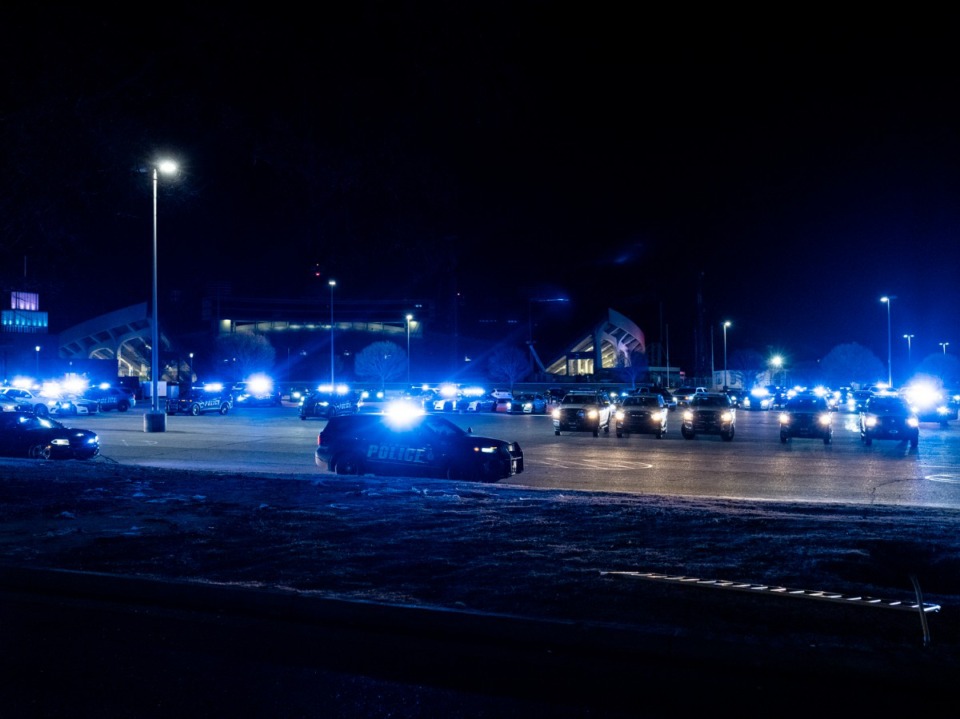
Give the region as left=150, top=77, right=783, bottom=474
left=551, top=390, right=613, bottom=437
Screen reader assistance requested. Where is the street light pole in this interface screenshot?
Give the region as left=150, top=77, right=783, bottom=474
left=406, top=314, right=413, bottom=385
left=881, top=296, right=895, bottom=386
left=722, top=321, right=731, bottom=389
left=903, top=334, right=914, bottom=366
left=940, top=342, right=950, bottom=355
left=329, top=280, right=336, bottom=387
left=34, top=345, right=40, bottom=376
left=145, top=159, right=178, bottom=433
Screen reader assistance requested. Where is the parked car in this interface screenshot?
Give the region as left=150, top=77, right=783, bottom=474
left=508, top=393, right=547, bottom=414
left=299, top=390, right=362, bottom=420
left=859, top=395, right=919, bottom=448
left=636, top=386, right=677, bottom=410
left=0, top=411, right=100, bottom=459
left=466, top=395, right=497, bottom=412
left=741, top=387, right=774, bottom=411
left=231, top=377, right=282, bottom=407
left=673, top=386, right=707, bottom=407
left=615, top=394, right=667, bottom=438
left=0, top=387, right=52, bottom=417
left=552, top=391, right=613, bottom=437
left=48, top=394, right=100, bottom=417
left=681, top=392, right=736, bottom=441
left=86, top=385, right=136, bottom=412
left=166, top=385, right=232, bottom=416
left=314, top=413, right=524, bottom=482
left=778, top=394, right=833, bottom=444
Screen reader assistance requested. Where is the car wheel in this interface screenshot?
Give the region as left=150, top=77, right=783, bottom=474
left=219, top=403, right=230, bottom=415
left=554, top=430, right=561, bottom=436
left=592, top=427, right=599, bottom=437
left=721, top=429, right=734, bottom=441
left=824, top=433, right=832, bottom=445
left=911, top=435, right=919, bottom=448
left=299, top=414, right=307, bottom=421
left=118, top=400, right=130, bottom=411
left=616, top=431, right=624, bottom=438
left=34, top=404, right=48, bottom=418
left=863, top=436, right=872, bottom=446
left=335, top=453, right=363, bottom=475
left=681, top=427, right=694, bottom=439
left=28, top=444, right=51, bottom=459
left=189, top=403, right=201, bottom=416
left=780, top=432, right=788, bottom=443
left=656, top=429, right=664, bottom=439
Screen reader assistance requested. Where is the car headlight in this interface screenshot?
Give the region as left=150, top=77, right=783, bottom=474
left=779, top=412, right=790, bottom=423
left=907, top=417, right=919, bottom=428
left=615, top=410, right=625, bottom=420
left=818, top=414, right=832, bottom=426
left=552, top=409, right=560, bottom=419
left=682, top=410, right=693, bottom=421
left=865, top=416, right=878, bottom=428
left=720, top=411, right=733, bottom=422
left=586, top=409, right=598, bottom=420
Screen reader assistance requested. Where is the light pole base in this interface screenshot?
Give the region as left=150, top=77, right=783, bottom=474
left=144, top=410, right=167, bottom=433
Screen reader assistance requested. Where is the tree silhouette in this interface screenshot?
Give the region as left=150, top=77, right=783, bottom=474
left=354, top=341, right=407, bottom=389
left=214, top=333, right=276, bottom=380
left=487, top=347, right=531, bottom=390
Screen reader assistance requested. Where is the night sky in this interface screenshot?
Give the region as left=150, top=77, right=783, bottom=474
left=2, top=7, right=958, bottom=375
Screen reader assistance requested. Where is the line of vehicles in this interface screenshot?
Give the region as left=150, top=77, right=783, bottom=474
left=1, top=372, right=952, bottom=467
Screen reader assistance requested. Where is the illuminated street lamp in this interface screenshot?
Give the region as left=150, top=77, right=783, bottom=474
left=903, top=334, right=914, bottom=366
left=770, top=354, right=785, bottom=387
left=145, top=159, right=178, bottom=433
left=880, top=296, right=895, bottom=386
left=722, top=321, right=731, bottom=389
left=940, top=341, right=950, bottom=355
left=405, top=314, right=414, bottom=384
left=329, top=280, right=336, bottom=387
left=34, top=345, right=40, bottom=376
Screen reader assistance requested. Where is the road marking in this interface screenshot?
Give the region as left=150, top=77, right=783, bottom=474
left=926, top=473, right=960, bottom=484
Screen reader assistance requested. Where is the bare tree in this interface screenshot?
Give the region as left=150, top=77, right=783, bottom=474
left=354, top=341, right=407, bottom=389
left=214, top=333, right=276, bottom=380
left=487, top=347, right=531, bottom=390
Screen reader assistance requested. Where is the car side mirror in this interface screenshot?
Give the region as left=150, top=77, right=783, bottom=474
left=467, top=427, right=473, bottom=434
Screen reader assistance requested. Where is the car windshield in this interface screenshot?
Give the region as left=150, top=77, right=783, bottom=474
left=787, top=398, right=824, bottom=411
left=625, top=397, right=659, bottom=407
left=692, top=396, right=726, bottom=407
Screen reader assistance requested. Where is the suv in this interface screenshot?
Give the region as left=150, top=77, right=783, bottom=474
left=615, top=394, right=667, bottom=438
left=299, top=390, right=362, bottom=420
left=859, top=395, right=919, bottom=448
left=166, top=385, right=232, bottom=416
left=681, top=392, right=736, bottom=441
left=315, top=413, right=524, bottom=482
left=779, top=394, right=833, bottom=444
left=552, top=391, right=613, bottom=437
left=673, top=386, right=707, bottom=407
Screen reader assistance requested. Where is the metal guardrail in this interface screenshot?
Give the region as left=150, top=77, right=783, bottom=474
left=602, top=570, right=940, bottom=646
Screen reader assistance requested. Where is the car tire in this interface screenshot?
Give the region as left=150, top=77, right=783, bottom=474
left=824, top=433, right=832, bottom=445
left=656, top=429, right=664, bottom=439
left=219, top=403, right=230, bottom=415
left=681, top=427, right=694, bottom=439
left=863, top=435, right=872, bottom=446
left=616, top=431, right=624, bottom=438
left=189, top=404, right=201, bottom=416
left=911, top=435, right=919, bottom=448
left=555, top=430, right=561, bottom=436
left=118, top=400, right=130, bottom=411
left=780, top=432, right=788, bottom=443
left=722, top=429, right=734, bottom=441
left=299, top=415, right=307, bottom=421
left=592, top=427, right=599, bottom=437
left=34, top=404, right=48, bottom=418
left=335, top=453, right=363, bottom=475
left=28, top=444, right=51, bottom=459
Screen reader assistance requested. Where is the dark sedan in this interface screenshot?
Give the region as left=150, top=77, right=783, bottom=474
left=859, top=395, right=919, bottom=447
left=615, top=394, right=668, bottom=438
left=0, top=412, right=100, bottom=459
left=315, top=413, right=523, bottom=482
left=778, top=394, right=833, bottom=444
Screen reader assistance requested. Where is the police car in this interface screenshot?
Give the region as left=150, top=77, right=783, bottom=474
left=314, top=413, right=524, bottom=482
left=166, top=384, right=232, bottom=416
left=299, top=389, right=362, bottom=420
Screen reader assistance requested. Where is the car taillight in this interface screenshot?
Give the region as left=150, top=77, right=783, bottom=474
left=317, top=434, right=323, bottom=446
